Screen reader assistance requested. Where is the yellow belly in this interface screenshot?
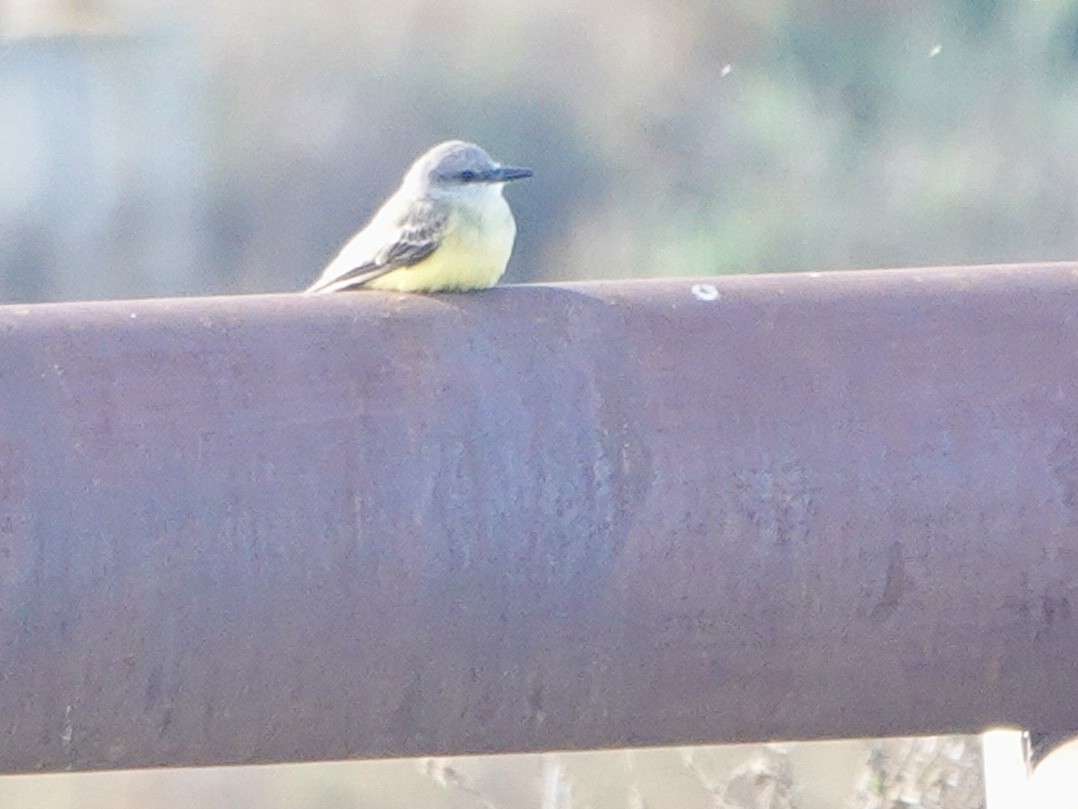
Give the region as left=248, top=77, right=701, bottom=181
left=365, top=196, right=517, bottom=292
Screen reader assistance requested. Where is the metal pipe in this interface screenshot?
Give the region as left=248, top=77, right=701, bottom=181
left=1, top=263, right=1077, bottom=772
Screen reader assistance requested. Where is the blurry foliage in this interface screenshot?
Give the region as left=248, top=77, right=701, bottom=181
left=1, top=0, right=1078, bottom=299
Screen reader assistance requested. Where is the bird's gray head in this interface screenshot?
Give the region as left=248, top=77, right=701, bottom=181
left=404, top=140, right=532, bottom=191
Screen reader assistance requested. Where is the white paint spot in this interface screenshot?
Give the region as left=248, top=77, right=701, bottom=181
left=691, top=283, right=721, bottom=302
left=60, top=705, right=73, bottom=746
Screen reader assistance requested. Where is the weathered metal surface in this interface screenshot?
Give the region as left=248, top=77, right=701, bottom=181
left=0, top=263, right=1077, bottom=773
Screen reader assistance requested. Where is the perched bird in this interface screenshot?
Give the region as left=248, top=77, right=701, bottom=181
left=306, top=140, right=532, bottom=294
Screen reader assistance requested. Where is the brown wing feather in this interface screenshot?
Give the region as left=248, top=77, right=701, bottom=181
left=311, top=200, right=450, bottom=292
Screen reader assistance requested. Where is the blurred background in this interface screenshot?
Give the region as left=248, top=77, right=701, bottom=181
left=1, top=0, right=1078, bottom=302
left=2, top=0, right=1077, bottom=805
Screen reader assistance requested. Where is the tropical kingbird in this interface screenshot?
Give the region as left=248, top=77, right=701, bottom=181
left=305, top=140, right=532, bottom=294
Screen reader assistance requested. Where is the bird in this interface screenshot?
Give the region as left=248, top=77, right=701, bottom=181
left=305, top=140, right=532, bottom=294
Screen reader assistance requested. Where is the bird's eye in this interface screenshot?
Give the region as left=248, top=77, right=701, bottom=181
left=459, top=170, right=477, bottom=182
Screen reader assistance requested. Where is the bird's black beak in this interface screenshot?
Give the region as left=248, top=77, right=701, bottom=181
left=486, top=166, right=533, bottom=183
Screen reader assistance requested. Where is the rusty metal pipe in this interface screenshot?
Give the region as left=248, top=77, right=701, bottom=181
left=1, top=263, right=1077, bottom=773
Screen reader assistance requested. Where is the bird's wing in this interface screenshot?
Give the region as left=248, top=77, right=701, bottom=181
left=306, top=198, right=452, bottom=294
